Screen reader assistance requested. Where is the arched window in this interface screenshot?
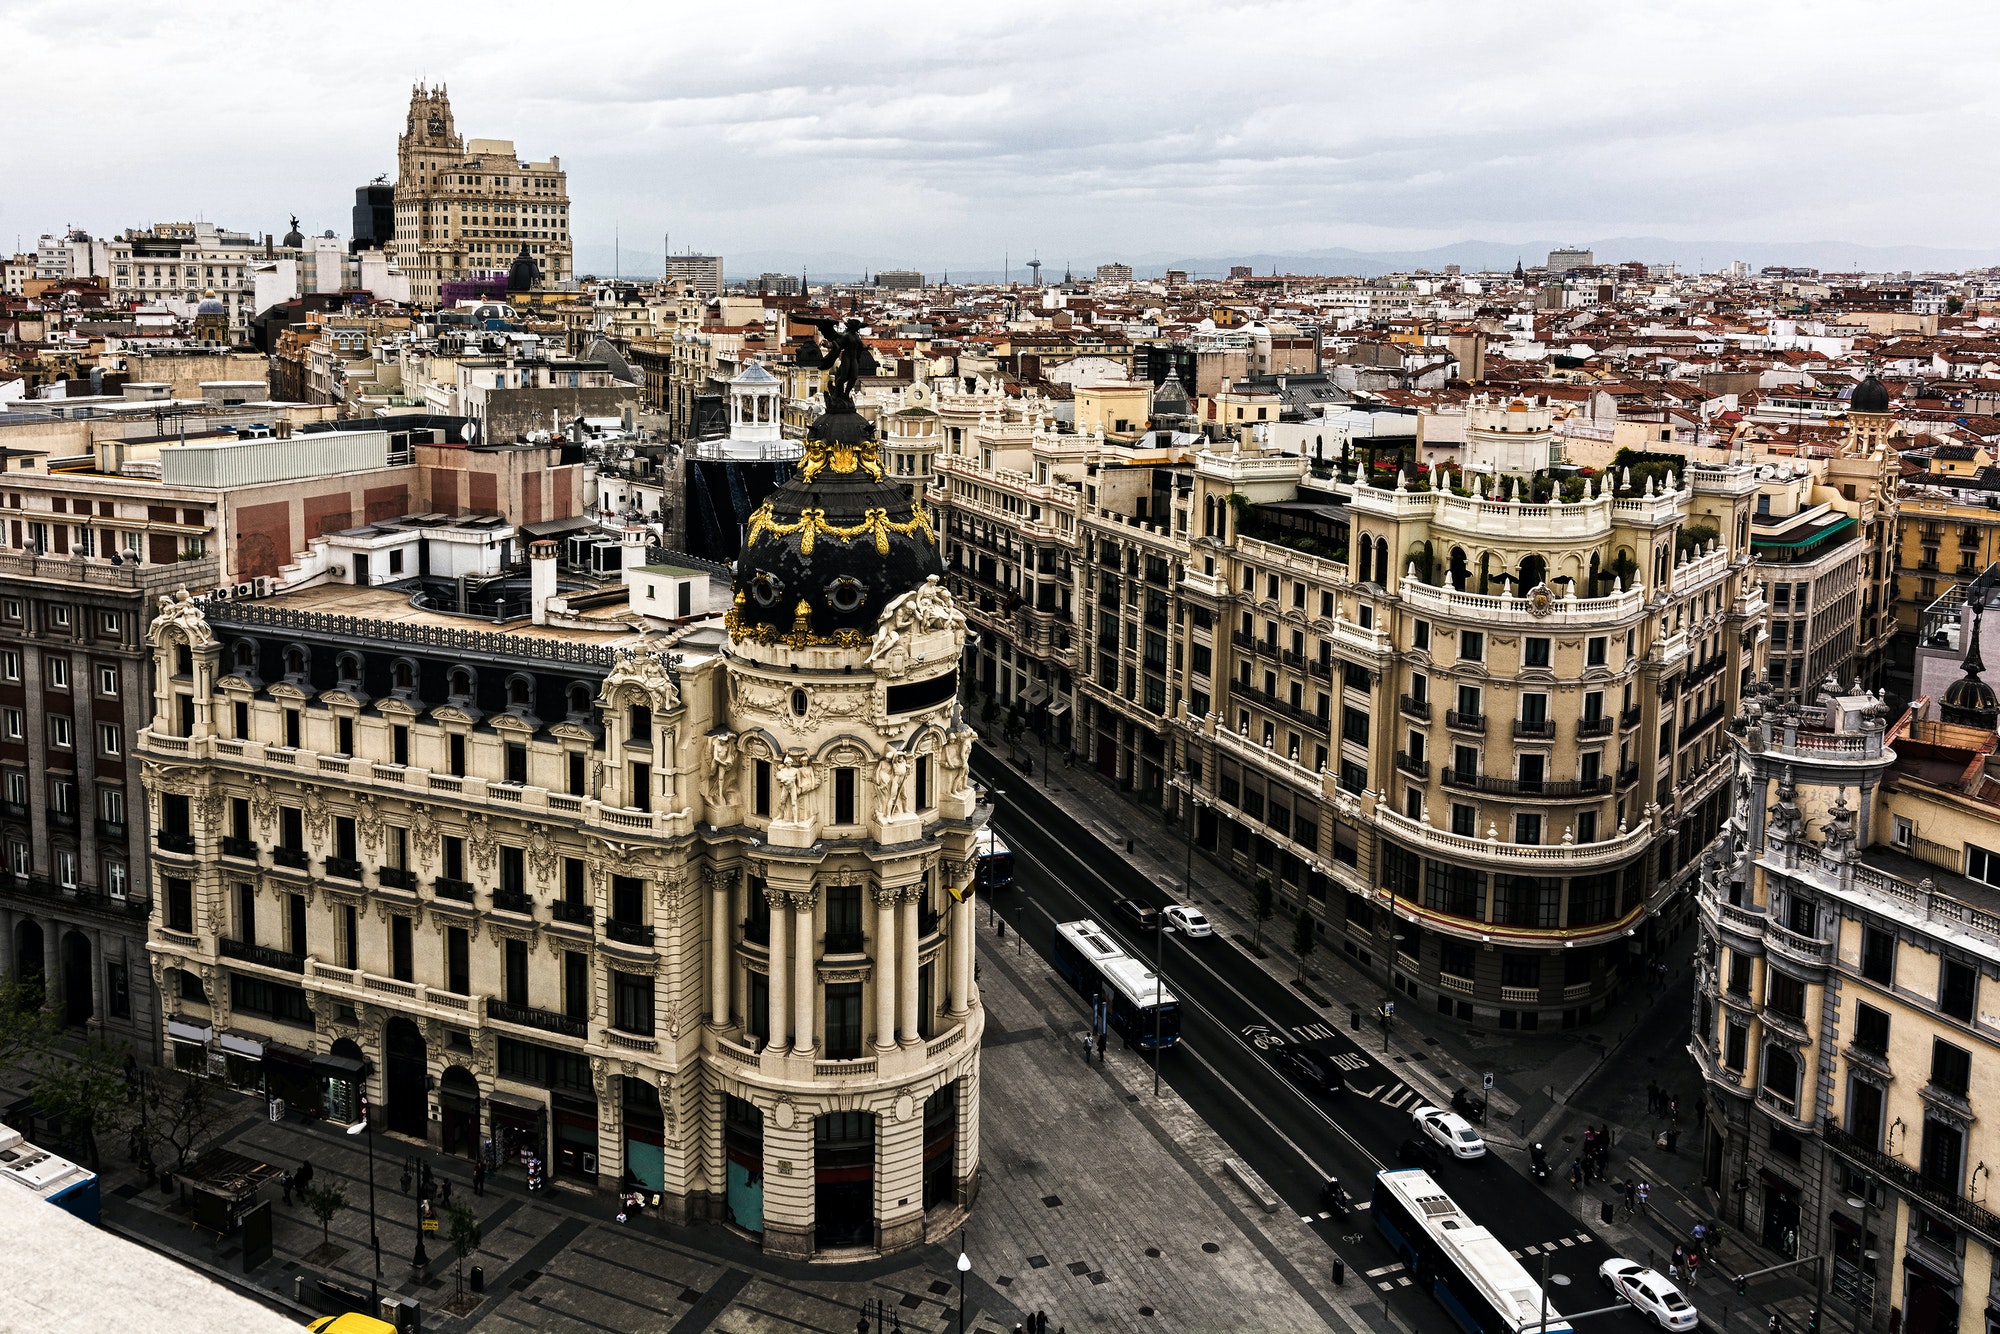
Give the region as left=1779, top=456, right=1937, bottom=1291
left=566, top=682, right=593, bottom=718
left=448, top=667, right=474, bottom=701
left=391, top=659, right=415, bottom=693
left=336, top=653, right=363, bottom=687
left=1357, top=539, right=1373, bottom=584
left=506, top=675, right=532, bottom=710
left=284, top=646, right=308, bottom=679
left=1375, top=538, right=1389, bottom=583
left=232, top=640, right=256, bottom=673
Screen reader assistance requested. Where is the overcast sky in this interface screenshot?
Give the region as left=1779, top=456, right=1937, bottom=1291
left=10, top=0, right=2000, bottom=273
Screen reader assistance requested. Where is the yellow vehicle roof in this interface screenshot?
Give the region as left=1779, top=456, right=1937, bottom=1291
left=307, top=1315, right=401, bottom=1334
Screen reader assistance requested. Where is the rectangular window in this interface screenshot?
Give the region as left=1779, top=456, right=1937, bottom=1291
left=442, top=832, right=466, bottom=879
left=1724, top=1021, right=1747, bottom=1070
left=336, top=716, right=354, bottom=756
left=613, top=971, right=655, bottom=1035
left=825, top=982, right=864, bottom=1058
left=392, top=725, right=409, bottom=766
left=288, top=893, right=307, bottom=955
left=564, top=951, right=588, bottom=1018
left=567, top=751, right=586, bottom=796
left=236, top=882, right=256, bottom=944
left=915, top=756, right=931, bottom=810
left=50, top=715, right=72, bottom=749
left=165, top=876, right=193, bottom=932
left=611, top=875, right=644, bottom=924
left=106, top=962, right=129, bottom=1019
left=1514, top=813, right=1541, bottom=846
left=631, top=762, right=651, bottom=811
left=1524, top=637, right=1550, bottom=668
left=1941, top=957, right=1978, bottom=1022
left=1767, top=970, right=1806, bottom=1019
left=339, top=904, right=358, bottom=970
left=446, top=926, right=469, bottom=994
left=447, top=732, right=465, bottom=775
left=834, top=767, right=856, bottom=825
left=504, top=938, right=529, bottom=1006
left=1931, top=1039, right=1972, bottom=1096
left=1587, top=636, right=1608, bottom=667
left=1860, top=926, right=1895, bottom=984
left=1451, top=803, right=1476, bottom=836
left=1413, top=620, right=1430, bottom=652
left=754, top=759, right=772, bottom=816
left=563, top=856, right=586, bottom=906
left=1459, top=630, right=1484, bottom=662
left=96, top=664, right=117, bottom=695
left=1853, top=1002, right=1890, bottom=1056
left=390, top=914, right=413, bottom=982
left=46, top=656, right=68, bottom=689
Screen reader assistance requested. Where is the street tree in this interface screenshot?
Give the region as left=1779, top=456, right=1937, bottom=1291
left=155, top=1067, right=233, bottom=1171
left=306, top=1181, right=348, bottom=1250
left=1291, top=907, right=1317, bottom=983
left=0, top=971, right=58, bottom=1076
left=1250, top=874, right=1274, bottom=951
left=446, top=1201, right=483, bottom=1304
left=29, top=1034, right=132, bottom=1169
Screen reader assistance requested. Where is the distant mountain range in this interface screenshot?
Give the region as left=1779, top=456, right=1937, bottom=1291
left=573, top=236, right=2000, bottom=286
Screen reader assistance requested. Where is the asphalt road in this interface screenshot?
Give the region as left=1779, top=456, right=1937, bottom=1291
left=977, top=759, right=1663, bottom=1334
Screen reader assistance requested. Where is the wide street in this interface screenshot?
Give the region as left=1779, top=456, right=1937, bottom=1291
left=975, top=753, right=1666, bottom=1334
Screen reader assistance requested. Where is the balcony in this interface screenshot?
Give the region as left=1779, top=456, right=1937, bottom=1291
left=487, top=999, right=587, bottom=1040
left=220, top=937, right=305, bottom=974
left=1309, top=658, right=1333, bottom=682
left=491, top=887, right=534, bottom=915
left=272, top=846, right=310, bottom=870
left=605, top=918, right=656, bottom=948
left=433, top=877, right=476, bottom=903
left=325, top=856, right=364, bottom=882
left=1684, top=701, right=1728, bottom=739
left=1400, top=694, right=1431, bottom=721
left=1440, top=770, right=1612, bottom=799
left=95, top=818, right=128, bottom=841
left=0, top=801, right=24, bottom=822
left=1513, top=718, right=1556, bottom=741
left=1446, top=709, right=1486, bottom=733
left=1764, top=920, right=1834, bottom=968
left=220, top=836, right=260, bottom=861
left=377, top=866, right=416, bottom=890
left=1617, top=763, right=1640, bottom=789
left=825, top=931, right=866, bottom=955
left=1621, top=705, right=1643, bottom=728
left=156, top=830, right=196, bottom=854
left=551, top=899, right=594, bottom=926
left=1395, top=752, right=1430, bottom=780
left=1577, top=717, right=1614, bottom=738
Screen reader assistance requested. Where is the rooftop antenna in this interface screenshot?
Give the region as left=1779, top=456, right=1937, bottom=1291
left=1027, top=255, right=1043, bottom=287
left=615, top=224, right=620, bottom=280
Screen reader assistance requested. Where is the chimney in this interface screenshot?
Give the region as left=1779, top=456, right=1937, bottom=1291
left=530, top=540, right=559, bottom=626
left=620, top=524, right=649, bottom=585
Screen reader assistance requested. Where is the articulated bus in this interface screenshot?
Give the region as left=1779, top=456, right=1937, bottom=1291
left=1050, top=919, right=1181, bottom=1051
left=1372, top=1168, right=1571, bottom=1334
left=975, top=827, right=1014, bottom=892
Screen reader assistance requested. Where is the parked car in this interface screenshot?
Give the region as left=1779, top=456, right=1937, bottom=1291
left=1163, top=903, right=1212, bottom=938
left=1598, top=1259, right=1698, bottom=1331
left=1410, top=1104, right=1487, bottom=1160
left=1396, top=1137, right=1444, bottom=1171
left=1113, top=898, right=1161, bottom=933
left=1270, top=1047, right=1341, bottom=1094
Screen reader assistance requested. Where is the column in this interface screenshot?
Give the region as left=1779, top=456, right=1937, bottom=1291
left=708, top=875, right=730, bottom=1024
left=897, top=892, right=920, bottom=1045
left=948, top=895, right=972, bottom=1018
left=792, top=891, right=816, bottom=1057
left=766, top=894, right=790, bottom=1050
left=875, top=887, right=899, bottom=1050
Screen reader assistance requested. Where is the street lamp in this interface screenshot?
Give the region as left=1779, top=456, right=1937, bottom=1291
left=956, top=1244, right=972, bottom=1334
left=1537, top=1254, right=1571, bottom=1334
left=1844, top=1192, right=1878, bottom=1334
left=346, top=1102, right=382, bottom=1305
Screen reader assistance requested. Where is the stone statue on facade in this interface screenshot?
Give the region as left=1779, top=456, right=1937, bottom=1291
left=703, top=731, right=740, bottom=807
left=774, top=750, right=819, bottom=824
left=875, top=750, right=913, bottom=816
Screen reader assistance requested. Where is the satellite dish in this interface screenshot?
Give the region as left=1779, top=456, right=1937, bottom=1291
left=460, top=422, right=476, bottom=443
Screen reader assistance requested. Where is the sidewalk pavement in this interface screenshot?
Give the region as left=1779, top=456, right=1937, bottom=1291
left=7, top=885, right=1408, bottom=1334
left=994, top=753, right=1832, bottom=1334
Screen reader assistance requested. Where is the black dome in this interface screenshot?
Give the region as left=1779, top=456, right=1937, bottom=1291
left=1851, top=373, right=1890, bottom=414
left=727, top=407, right=943, bottom=649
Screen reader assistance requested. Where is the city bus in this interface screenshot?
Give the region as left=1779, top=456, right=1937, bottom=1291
left=1050, top=919, right=1181, bottom=1051
left=0, top=1120, right=99, bottom=1224
left=1372, top=1168, right=1572, bottom=1334
left=975, top=827, right=1014, bottom=892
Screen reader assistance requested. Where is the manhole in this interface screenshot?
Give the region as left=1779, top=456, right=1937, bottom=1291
left=1140, top=1306, right=1157, bottom=1318
left=1088, top=1272, right=1108, bottom=1286
left=1067, top=1262, right=1091, bottom=1276
left=1202, top=1243, right=1221, bottom=1255
left=929, top=1281, right=954, bottom=1296
left=1144, top=1248, right=1161, bottom=1259
left=1043, top=1195, right=1063, bottom=1208
left=1028, top=1255, right=1049, bottom=1269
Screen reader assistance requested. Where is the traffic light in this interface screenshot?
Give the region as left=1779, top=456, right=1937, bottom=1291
left=1807, top=1311, right=1820, bottom=1334
left=1737, top=1276, right=1747, bottom=1297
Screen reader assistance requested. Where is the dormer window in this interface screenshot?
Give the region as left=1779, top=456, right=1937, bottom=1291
left=506, top=675, right=532, bottom=711
left=391, top=659, right=415, bottom=694
left=566, top=682, right=592, bottom=719
left=232, top=641, right=256, bottom=674
left=283, top=646, right=308, bottom=680
left=336, top=653, right=363, bottom=688
left=448, top=667, right=475, bottom=702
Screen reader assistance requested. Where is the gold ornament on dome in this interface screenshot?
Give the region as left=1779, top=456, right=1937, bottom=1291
left=723, top=593, right=864, bottom=649
left=798, top=433, right=885, bottom=483
left=744, top=502, right=936, bottom=557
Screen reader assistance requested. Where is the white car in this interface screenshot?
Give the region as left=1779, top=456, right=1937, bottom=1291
left=1163, top=904, right=1212, bottom=938
left=1410, top=1104, right=1487, bottom=1160
left=1598, top=1259, right=1698, bottom=1331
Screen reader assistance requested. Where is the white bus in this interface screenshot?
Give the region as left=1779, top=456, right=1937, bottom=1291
left=1372, top=1168, right=1571, bottom=1334
left=1050, top=919, right=1181, bottom=1051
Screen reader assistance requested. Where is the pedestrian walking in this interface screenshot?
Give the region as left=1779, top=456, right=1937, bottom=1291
left=1673, top=1244, right=1685, bottom=1271
left=1692, top=1222, right=1708, bottom=1255
left=441, top=1177, right=453, bottom=1207
left=1637, top=1181, right=1651, bottom=1213
left=1769, top=1316, right=1783, bottom=1334
left=400, top=1166, right=413, bottom=1196
left=1648, top=1081, right=1661, bottom=1114
left=473, top=1158, right=487, bottom=1197
left=1095, top=1031, right=1106, bottom=1064
left=1569, top=1160, right=1582, bottom=1190
left=1081, top=1031, right=1093, bottom=1063
left=1669, top=1094, right=1681, bottom=1124
left=1687, top=1252, right=1701, bottom=1288
left=1624, top=1178, right=1637, bottom=1212
left=282, top=1169, right=294, bottom=1206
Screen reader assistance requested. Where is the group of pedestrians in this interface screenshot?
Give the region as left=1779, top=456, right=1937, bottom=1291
left=279, top=1158, right=315, bottom=1205
left=1568, top=1124, right=1613, bottom=1187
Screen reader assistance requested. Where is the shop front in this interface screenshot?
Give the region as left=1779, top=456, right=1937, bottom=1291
left=552, top=1092, right=599, bottom=1183
left=487, top=1088, right=548, bottom=1184
left=315, top=1042, right=368, bottom=1126
left=439, top=1066, right=481, bottom=1159
left=622, top=1076, right=664, bottom=1194
left=724, top=1095, right=763, bottom=1234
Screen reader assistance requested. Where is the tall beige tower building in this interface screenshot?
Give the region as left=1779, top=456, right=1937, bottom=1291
left=394, top=85, right=572, bottom=305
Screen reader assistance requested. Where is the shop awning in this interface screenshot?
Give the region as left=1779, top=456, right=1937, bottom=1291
left=168, top=1018, right=215, bottom=1044
left=488, top=1089, right=547, bottom=1115
left=312, top=1052, right=367, bottom=1078
left=218, top=1032, right=265, bottom=1058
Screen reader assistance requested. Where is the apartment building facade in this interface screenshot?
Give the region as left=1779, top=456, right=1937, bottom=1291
left=135, top=403, right=985, bottom=1257
left=1693, top=687, right=2000, bottom=1334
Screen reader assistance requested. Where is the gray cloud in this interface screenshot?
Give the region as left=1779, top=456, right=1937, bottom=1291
left=6, top=0, right=2000, bottom=271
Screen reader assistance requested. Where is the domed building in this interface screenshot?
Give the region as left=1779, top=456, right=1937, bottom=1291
left=506, top=243, right=540, bottom=295
left=1941, top=606, right=1999, bottom=731
left=190, top=292, right=229, bottom=345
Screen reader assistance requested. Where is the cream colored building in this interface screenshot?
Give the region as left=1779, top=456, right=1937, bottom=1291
left=134, top=401, right=985, bottom=1255
left=394, top=85, right=572, bottom=304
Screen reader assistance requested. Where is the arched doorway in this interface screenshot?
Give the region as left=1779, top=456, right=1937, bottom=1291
left=439, top=1066, right=481, bottom=1158
left=1447, top=547, right=1469, bottom=592
left=15, top=921, right=44, bottom=1006
left=59, top=931, right=92, bottom=1027
left=1518, top=554, right=1547, bottom=590
left=383, top=1017, right=428, bottom=1140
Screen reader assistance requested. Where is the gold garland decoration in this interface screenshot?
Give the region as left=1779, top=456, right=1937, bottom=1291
left=745, top=503, right=937, bottom=557
left=723, top=592, right=867, bottom=649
